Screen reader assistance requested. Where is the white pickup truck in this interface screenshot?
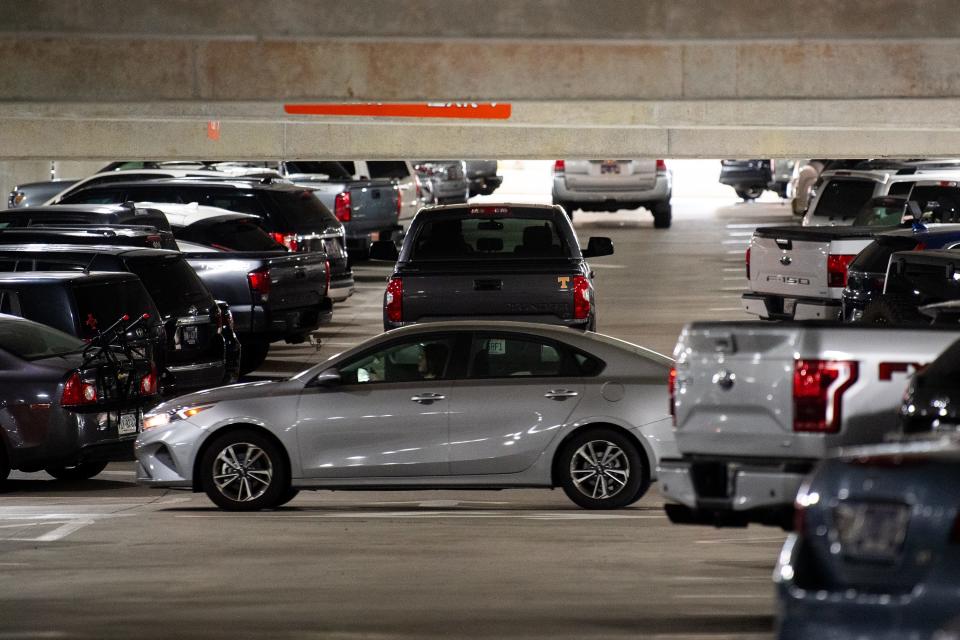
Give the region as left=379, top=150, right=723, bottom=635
left=658, top=322, right=960, bottom=529
left=743, top=182, right=960, bottom=320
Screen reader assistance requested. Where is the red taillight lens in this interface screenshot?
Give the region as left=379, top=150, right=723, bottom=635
left=553, top=160, right=565, bottom=174
left=572, top=275, right=591, bottom=320
left=324, top=259, right=331, bottom=293
left=61, top=371, right=97, bottom=408
left=140, top=364, right=158, bottom=396
left=395, top=187, right=402, bottom=219
left=745, top=246, right=751, bottom=281
left=247, top=267, right=271, bottom=299
left=335, top=192, right=352, bottom=222
left=827, top=254, right=856, bottom=288
left=385, top=277, right=403, bottom=323
left=668, top=366, right=677, bottom=425
left=656, top=159, right=667, bottom=173
left=914, top=242, right=926, bottom=251
left=269, top=232, right=298, bottom=252
left=793, top=359, right=858, bottom=433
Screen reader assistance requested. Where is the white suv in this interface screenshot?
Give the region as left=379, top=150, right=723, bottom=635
left=551, top=159, right=672, bottom=228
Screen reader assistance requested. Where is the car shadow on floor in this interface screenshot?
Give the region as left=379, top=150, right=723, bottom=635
left=0, top=478, right=134, bottom=494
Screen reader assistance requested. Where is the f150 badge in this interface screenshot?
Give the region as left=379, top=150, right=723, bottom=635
left=766, top=275, right=811, bottom=285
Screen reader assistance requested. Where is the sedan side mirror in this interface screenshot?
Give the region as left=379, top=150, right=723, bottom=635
left=314, top=368, right=341, bottom=386
left=369, top=240, right=400, bottom=262
left=582, top=237, right=614, bottom=258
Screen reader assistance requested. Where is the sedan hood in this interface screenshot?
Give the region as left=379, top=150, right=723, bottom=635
left=157, top=379, right=296, bottom=411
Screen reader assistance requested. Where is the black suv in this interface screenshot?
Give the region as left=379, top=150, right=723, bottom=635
left=58, top=179, right=354, bottom=301
left=0, top=245, right=225, bottom=394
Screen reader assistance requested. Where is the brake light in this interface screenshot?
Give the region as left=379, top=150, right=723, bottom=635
left=827, top=254, right=856, bottom=287
left=745, top=246, right=751, bottom=280
left=61, top=371, right=97, bottom=407
left=914, top=242, right=927, bottom=251
left=334, top=192, right=352, bottom=222
left=656, top=159, right=667, bottom=173
left=247, top=267, right=271, bottom=300
left=269, top=232, right=298, bottom=252
left=324, top=259, right=331, bottom=293
left=793, top=359, right=858, bottom=433
left=395, top=187, right=402, bottom=219
left=553, top=160, right=565, bottom=174
left=668, top=366, right=677, bottom=425
left=572, top=275, right=591, bottom=320
left=385, top=277, right=403, bottom=323
left=140, top=364, right=158, bottom=396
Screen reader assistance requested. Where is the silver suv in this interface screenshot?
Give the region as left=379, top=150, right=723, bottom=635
left=551, top=159, right=672, bottom=228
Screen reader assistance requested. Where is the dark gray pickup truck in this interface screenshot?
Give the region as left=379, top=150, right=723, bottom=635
left=373, top=203, right=613, bottom=331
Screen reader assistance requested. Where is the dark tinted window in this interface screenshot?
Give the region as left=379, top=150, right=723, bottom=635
left=62, top=188, right=125, bottom=205
left=283, top=161, right=353, bottom=179
left=0, top=290, right=21, bottom=315
left=908, top=186, right=960, bottom=223
left=123, top=255, right=210, bottom=315
left=261, top=190, right=338, bottom=233
left=201, top=191, right=268, bottom=217
left=73, top=280, right=158, bottom=340
left=468, top=335, right=585, bottom=378
left=887, top=182, right=913, bottom=197
left=178, top=219, right=283, bottom=252
left=814, top=179, right=876, bottom=220
left=0, top=318, right=83, bottom=361
left=411, top=215, right=569, bottom=260
left=850, top=237, right=920, bottom=273
left=367, top=161, right=410, bottom=180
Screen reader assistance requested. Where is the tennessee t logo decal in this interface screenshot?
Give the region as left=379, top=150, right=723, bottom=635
left=557, top=276, right=570, bottom=290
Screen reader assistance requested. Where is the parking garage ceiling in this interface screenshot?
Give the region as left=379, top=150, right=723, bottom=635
left=4, top=0, right=960, bottom=158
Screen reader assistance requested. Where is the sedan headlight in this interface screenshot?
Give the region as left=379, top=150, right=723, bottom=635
left=142, top=404, right=213, bottom=431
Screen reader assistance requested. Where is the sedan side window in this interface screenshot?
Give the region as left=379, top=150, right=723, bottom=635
left=339, top=338, right=453, bottom=385
left=469, top=335, right=568, bottom=378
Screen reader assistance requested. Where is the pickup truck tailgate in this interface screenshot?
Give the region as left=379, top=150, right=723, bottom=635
left=262, top=252, right=327, bottom=310
left=401, top=262, right=579, bottom=322
left=749, top=226, right=885, bottom=299
left=674, top=323, right=960, bottom=459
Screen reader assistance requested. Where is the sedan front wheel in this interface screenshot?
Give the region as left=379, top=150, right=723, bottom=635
left=558, top=428, right=646, bottom=509
left=201, top=430, right=288, bottom=511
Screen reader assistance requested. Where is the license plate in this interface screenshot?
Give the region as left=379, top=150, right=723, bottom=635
left=833, top=502, right=910, bottom=563
left=118, top=412, right=140, bottom=435
left=600, top=161, right=621, bottom=175
left=182, top=325, right=198, bottom=345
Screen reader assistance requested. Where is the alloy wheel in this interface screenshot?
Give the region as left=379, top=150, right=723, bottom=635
left=568, top=440, right=630, bottom=500
left=212, top=442, right=274, bottom=502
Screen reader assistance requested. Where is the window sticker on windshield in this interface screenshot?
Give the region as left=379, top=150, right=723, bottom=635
left=487, top=338, right=506, bottom=356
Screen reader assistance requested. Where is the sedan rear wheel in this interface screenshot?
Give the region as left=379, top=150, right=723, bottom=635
left=201, top=430, right=288, bottom=511
left=558, top=428, right=646, bottom=509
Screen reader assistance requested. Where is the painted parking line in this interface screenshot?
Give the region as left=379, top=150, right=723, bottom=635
left=695, top=536, right=786, bottom=545
left=176, top=511, right=668, bottom=521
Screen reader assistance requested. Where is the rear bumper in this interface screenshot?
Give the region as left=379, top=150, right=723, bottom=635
left=551, top=174, right=671, bottom=205
left=328, top=273, right=355, bottom=302
left=658, top=457, right=810, bottom=528
left=236, top=299, right=334, bottom=341
left=741, top=292, right=841, bottom=321
left=385, top=314, right=592, bottom=332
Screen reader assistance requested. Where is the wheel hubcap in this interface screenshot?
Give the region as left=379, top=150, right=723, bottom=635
left=213, top=442, right=273, bottom=502
left=569, top=440, right=630, bottom=500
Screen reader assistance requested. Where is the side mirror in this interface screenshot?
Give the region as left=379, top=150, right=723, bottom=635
left=314, top=368, right=341, bottom=386
left=369, top=240, right=399, bottom=262
left=582, top=236, right=614, bottom=258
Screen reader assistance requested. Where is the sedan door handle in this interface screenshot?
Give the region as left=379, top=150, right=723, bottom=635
left=544, top=389, right=579, bottom=400
left=411, top=393, right=446, bottom=404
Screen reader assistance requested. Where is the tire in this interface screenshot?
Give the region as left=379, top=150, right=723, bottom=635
left=652, top=202, right=672, bottom=229
left=557, top=428, right=647, bottom=509
left=200, top=429, right=288, bottom=511
left=736, top=186, right=763, bottom=201
left=0, top=447, right=9, bottom=487
left=859, top=296, right=929, bottom=326
left=45, top=461, right=108, bottom=481
left=239, top=338, right=270, bottom=375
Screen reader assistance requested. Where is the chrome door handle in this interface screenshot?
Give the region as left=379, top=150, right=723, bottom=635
left=544, top=389, right=579, bottom=400
left=411, top=393, right=446, bottom=404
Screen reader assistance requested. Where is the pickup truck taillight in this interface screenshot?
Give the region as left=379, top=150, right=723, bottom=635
left=61, top=371, right=97, bottom=407
left=140, top=363, right=158, bottom=396
left=793, top=359, right=858, bottom=433
left=335, top=192, right=352, bottom=222
left=656, top=159, right=667, bottom=173
left=572, top=275, right=591, bottom=320
left=827, top=254, right=856, bottom=287
left=395, top=187, right=402, bottom=219
left=270, top=232, right=298, bottom=252
left=385, top=277, right=403, bottom=323
left=247, top=267, right=271, bottom=300
left=745, top=247, right=751, bottom=280
left=324, top=259, right=331, bottom=294
left=553, top=160, right=565, bottom=174
left=668, top=366, right=677, bottom=426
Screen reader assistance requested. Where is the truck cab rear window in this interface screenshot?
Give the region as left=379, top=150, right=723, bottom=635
left=411, top=217, right=568, bottom=260
left=815, top=179, right=876, bottom=220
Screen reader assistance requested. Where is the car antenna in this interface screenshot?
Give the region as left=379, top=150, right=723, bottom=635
left=82, top=251, right=99, bottom=275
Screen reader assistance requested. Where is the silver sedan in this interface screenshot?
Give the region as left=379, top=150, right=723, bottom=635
left=135, top=321, right=676, bottom=510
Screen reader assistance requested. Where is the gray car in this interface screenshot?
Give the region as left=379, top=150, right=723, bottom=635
left=135, top=321, right=676, bottom=510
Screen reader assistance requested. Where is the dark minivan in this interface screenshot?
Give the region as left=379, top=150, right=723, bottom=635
left=0, top=245, right=226, bottom=394
left=59, top=179, right=355, bottom=301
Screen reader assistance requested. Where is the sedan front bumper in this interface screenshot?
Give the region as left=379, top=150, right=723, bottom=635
left=134, top=419, right=207, bottom=488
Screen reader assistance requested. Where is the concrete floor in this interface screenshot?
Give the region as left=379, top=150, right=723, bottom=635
left=0, top=169, right=798, bottom=639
